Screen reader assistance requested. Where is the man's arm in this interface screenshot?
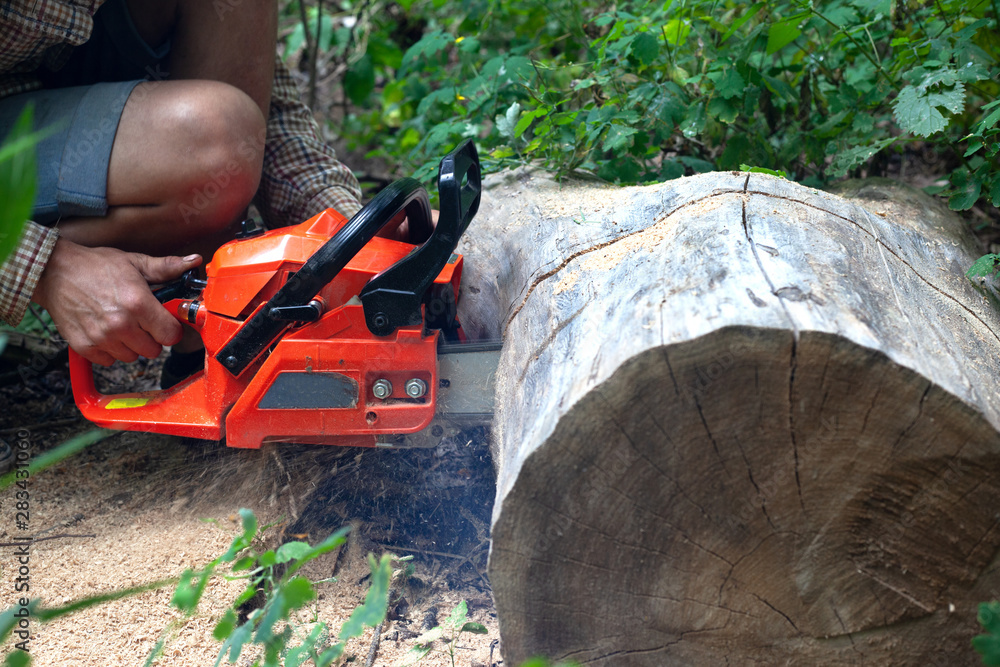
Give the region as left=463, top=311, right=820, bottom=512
left=254, top=54, right=363, bottom=227
left=1, top=222, right=58, bottom=326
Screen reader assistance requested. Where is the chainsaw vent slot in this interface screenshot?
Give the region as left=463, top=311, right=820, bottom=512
left=257, top=371, right=358, bottom=409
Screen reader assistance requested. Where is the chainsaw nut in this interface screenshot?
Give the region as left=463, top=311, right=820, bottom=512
left=404, top=378, right=427, bottom=399
left=372, top=379, right=393, bottom=400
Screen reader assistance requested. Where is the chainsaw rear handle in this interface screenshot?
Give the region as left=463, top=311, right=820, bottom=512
left=216, top=177, right=433, bottom=377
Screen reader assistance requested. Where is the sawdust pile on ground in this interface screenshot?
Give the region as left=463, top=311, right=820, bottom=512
left=0, top=366, right=500, bottom=667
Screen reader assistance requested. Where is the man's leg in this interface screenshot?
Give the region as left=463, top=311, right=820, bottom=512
left=57, top=0, right=278, bottom=257
left=126, top=0, right=277, bottom=117
left=56, top=79, right=266, bottom=258
left=33, top=0, right=279, bottom=365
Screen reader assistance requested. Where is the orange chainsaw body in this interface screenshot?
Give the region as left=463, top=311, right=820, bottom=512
left=69, top=208, right=463, bottom=449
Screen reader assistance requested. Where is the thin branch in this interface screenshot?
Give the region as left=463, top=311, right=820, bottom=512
left=309, top=0, right=323, bottom=109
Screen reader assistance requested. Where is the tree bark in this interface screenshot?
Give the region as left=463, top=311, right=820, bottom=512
left=457, top=170, right=1000, bottom=665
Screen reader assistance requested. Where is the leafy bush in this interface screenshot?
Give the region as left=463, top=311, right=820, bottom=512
left=286, top=0, right=998, bottom=212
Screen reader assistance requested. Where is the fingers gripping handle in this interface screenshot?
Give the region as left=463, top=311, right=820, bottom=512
left=68, top=299, right=192, bottom=407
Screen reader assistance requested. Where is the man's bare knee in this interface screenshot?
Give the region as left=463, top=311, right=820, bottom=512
left=158, top=81, right=266, bottom=230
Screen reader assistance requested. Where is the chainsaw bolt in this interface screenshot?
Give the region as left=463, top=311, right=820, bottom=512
left=224, top=355, right=237, bottom=368
left=372, top=379, right=393, bottom=400
left=404, top=378, right=427, bottom=399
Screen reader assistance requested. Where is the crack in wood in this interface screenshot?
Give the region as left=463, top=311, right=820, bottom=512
left=733, top=434, right=778, bottom=531
left=743, top=185, right=1000, bottom=346
left=518, top=303, right=588, bottom=384
left=890, top=382, right=932, bottom=452
left=749, top=592, right=803, bottom=634
left=503, top=188, right=746, bottom=330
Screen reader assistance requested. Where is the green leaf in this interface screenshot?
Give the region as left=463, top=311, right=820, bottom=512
left=893, top=83, right=964, bottom=137
left=215, top=620, right=252, bottom=667
left=720, top=3, right=764, bottom=43
left=213, top=608, right=238, bottom=641
left=949, top=177, right=982, bottom=211
left=975, top=601, right=1000, bottom=665
left=253, top=577, right=316, bottom=645
left=662, top=19, right=691, bottom=47
left=317, top=642, right=345, bottom=667
left=344, top=54, right=375, bottom=105
left=767, top=17, right=803, bottom=55
left=708, top=68, right=745, bottom=99
left=171, top=565, right=214, bottom=614
left=630, top=32, right=659, bottom=67
left=707, top=96, right=740, bottom=123
left=603, top=125, right=639, bottom=152
left=394, top=643, right=434, bottom=667
left=399, top=30, right=452, bottom=74
left=443, top=600, right=469, bottom=629
left=740, top=164, right=788, bottom=179
left=514, top=108, right=549, bottom=138
left=827, top=138, right=895, bottom=178
left=284, top=526, right=350, bottom=578
left=967, top=255, right=1000, bottom=280
left=680, top=101, right=706, bottom=138
left=3, top=652, right=30, bottom=667
left=339, top=554, right=393, bottom=640
left=460, top=621, right=488, bottom=635
left=219, top=509, right=258, bottom=563
left=275, top=541, right=312, bottom=564
left=0, top=105, right=38, bottom=265
left=495, top=102, right=521, bottom=140
left=0, top=600, right=38, bottom=644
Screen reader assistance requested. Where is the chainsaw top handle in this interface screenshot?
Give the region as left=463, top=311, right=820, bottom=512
left=216, top=140, right=480, bottom=377
left=360, top=139, right=481, bottom=336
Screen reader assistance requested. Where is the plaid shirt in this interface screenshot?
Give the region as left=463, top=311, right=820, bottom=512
left=0, top=0, right=362, bottom=326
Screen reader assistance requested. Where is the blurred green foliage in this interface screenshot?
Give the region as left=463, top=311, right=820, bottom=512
left=281, top=0, right=999, bottom=211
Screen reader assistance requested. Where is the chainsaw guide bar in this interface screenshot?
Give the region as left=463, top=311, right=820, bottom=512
left=376, top=341, right=501, bottom=449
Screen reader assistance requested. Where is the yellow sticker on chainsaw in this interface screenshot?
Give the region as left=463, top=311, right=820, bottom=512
left=105, top=397, right=150, bottom=409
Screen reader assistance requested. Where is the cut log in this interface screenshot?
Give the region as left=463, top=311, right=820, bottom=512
left=457, top=171, right=1000, bottom=665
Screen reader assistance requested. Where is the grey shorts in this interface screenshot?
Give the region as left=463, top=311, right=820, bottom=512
left=0, top=0, right=170, bottom=224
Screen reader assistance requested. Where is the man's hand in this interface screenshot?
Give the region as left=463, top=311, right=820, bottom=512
left=32, top=239, right=203, bottom=366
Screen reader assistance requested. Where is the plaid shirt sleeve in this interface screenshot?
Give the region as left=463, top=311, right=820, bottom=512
left=255, top=55, right=363, bottom=227
left=0, top=222, right=58, bottom=326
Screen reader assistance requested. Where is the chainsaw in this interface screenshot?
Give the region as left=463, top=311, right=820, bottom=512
left=69, top=140, right=499, bottom=450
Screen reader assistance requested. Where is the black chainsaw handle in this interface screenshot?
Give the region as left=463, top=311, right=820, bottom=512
left=216, top=179, right=432, bottom=376
left=360, top=140, right=481, bottom=336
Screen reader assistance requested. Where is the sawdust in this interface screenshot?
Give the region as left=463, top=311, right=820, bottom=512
left=552, top=271, right=580, bottom=295
left=0, top=386, right=500, bottom=667
left=538, top=181, right=622, bottom=221
left=571, top=193, right=733, bottom=273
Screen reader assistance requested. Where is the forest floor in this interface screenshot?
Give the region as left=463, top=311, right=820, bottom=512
left=0, top=353, right=501, bottom=667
